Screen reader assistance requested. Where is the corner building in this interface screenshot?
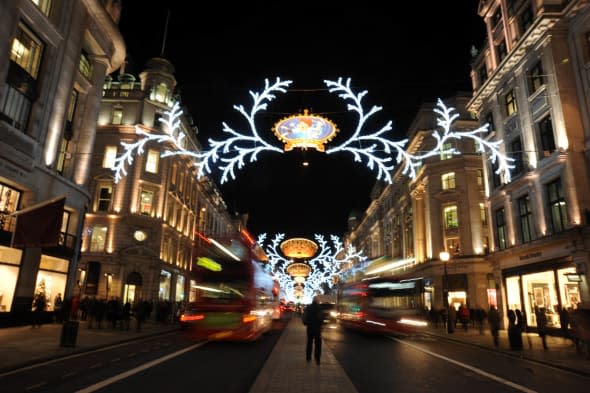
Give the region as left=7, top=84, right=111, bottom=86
left=344, top=94, right=492, bottom=314
left=468, top=0, right=590, bottom=331
left=0, top=0, right=124, bottom=322
left=79, top=56, right=237, bottom=305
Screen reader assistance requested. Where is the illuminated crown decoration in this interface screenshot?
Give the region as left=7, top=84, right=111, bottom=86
left=273, top=110, right=339, bottom=152
left=111, top=77, right=514, bottom=186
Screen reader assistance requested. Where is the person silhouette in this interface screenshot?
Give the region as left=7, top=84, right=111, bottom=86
left=302, top=296, right=324, bottom=365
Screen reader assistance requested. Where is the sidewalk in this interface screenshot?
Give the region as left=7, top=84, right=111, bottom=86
left=423, top=323, right=590, bottom=377
left=0, top=319, right=179, bottom=374
left=249, top=317, right=357, bottom=393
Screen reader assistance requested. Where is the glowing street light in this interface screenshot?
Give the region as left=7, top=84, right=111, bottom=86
left=440, top=251, right=453, bottom=334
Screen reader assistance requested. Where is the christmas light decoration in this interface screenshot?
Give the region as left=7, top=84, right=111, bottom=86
left=258, top=233, right=366, bottom=303
left=112, top=77, right=514, bottom=186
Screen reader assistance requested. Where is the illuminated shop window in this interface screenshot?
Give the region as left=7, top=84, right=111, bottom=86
left=159, top=270, right=171, bottom=300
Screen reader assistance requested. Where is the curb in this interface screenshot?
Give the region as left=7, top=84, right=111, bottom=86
left=424, top=331, right=590, bottom=378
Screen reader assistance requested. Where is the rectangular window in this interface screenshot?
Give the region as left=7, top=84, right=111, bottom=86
left=527, top=61, right=544, bottom=95
left=538, top=116, right=556, bottom=158
left=511, top=137, right=524, bottom=175
left=102, top=145, right=117, bottom=168
left=140, top=190, right=154, bottom=215
left=495, top=208, right=507, bottom=250
left=90, top=226, right=107, bottom=252
left=0, top=85, right=32, bottom=131
left=96, top=185, right=112, bottom=212
left=440, top=142, right=453, bottom=160
left=145, top=149, right=159, bottom=174
left=505, top=89, right=517, bottom=116
left=518, top=195, right=535, bottom=243
left=446, top=237, right=460, bottom=256
left=485, top=112, right=495, bottom=132
left=547, top=179, right=567, bottom=233
left=480, top=203, right=487, bottom=226
left=496, top=40, right=508, bottom=62
left=443, top=205, right=459, bottom=229
left=112, top=107, right=123, bottom=125
left=78, top=50, right=93, bottom=80
left=490, top=160, right=502, bottom=188
left=477, top=169, right=483, bottom=186
left=441, top=172, right=456, bottom=190
left=519, top=5, right=534, bottom=32
left=10, top=23, right=43, bottom=78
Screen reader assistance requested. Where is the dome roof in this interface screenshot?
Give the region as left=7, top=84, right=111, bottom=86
left=144, top=57, right=175, bottom=74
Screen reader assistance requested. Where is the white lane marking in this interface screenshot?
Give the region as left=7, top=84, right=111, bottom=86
left=75, top=342, right=206, bottom=393
left=388, top=337, right=537, bottom=393
left=0, top=331, right=177, bottom=378
left=62, top=371, right=78, bottom=379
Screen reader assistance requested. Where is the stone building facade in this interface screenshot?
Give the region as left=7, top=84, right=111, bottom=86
left=0, top=0, right=125, bottom=321
left=79, top=56, right=237, bottom=304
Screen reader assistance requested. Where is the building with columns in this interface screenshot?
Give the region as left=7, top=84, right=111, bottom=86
left=344, top=94, right=492, bottom=313
left=79, top=56, right=238, bottom=305
left=344, top=0, right=590, bottom=333
left=0, top=0, right=125, bottom=322
left=467, top=0, right=590, bottom=330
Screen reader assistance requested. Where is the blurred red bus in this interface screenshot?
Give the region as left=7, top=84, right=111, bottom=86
left=180, top=236, right=280, bottom=341
left=337, top=277, right=429, bottom=336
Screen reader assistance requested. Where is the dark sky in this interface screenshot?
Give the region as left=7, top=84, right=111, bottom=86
left=118, top=1, right=486, bottom=240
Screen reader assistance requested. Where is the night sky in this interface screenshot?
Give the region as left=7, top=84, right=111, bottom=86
left=117, top=0, right=486, bottom=240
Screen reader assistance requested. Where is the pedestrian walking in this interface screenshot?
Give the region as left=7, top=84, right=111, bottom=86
left=53, top=293, right=63, bottom=323
left=302, top=296, right=324, bottom=365
left=487, top=305, right=500, bottom=347
left=536, top=307, right=549, bottom=350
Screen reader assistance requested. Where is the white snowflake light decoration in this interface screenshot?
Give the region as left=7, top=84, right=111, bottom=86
left=112, top=77, right=514, bottom=186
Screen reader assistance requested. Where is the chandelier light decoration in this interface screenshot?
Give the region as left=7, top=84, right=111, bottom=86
left=258, top=233, right=366, bottom=303
left=111, top=77, right=514, bottom=185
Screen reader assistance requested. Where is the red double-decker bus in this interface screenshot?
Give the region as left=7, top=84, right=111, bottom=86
left=337, top=277, right=429, bottom=336
left=180, top=233, right=280, bottom=341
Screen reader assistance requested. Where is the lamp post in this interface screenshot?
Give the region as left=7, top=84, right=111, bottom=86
left=440, top=251, right=453, bottom=334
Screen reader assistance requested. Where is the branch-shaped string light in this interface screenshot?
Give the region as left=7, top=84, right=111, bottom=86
left=259, top=233, right=366, bottom=303
left=112, top=77, right=513, bottom=187
left=324, top=78, right=411, bottom=183
left=196, top=78, right=291, bottom=183
left=112, top=102, right=200, bottom=183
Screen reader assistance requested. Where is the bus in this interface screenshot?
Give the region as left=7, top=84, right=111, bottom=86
left=337, top=277, right=429, bottom=336
left=180, top=234, right=280, bottom=341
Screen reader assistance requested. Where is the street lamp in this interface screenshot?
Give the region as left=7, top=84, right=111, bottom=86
left=440, top=251, right=453, bottom=334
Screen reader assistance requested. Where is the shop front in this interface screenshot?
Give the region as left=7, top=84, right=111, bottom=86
left=503, top=259, right=580, bottom=331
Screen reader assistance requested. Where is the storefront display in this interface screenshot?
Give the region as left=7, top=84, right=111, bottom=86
left=504, top=264, right=580, bottom=329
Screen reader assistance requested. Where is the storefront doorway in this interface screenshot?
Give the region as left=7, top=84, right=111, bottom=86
left=123, top=271, right=142, bottom=304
